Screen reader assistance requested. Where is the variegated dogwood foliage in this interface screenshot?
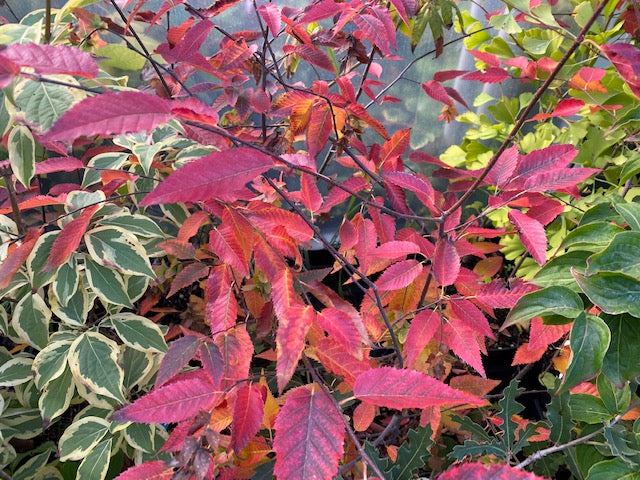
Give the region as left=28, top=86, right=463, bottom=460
left=0, top=0, right=640, bottom=479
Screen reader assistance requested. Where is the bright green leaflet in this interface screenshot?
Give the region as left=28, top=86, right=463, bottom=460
left=95, top=44, right=146, bottom=71
left=58, top=416, right=110, bottom=462
left=68, top=332, right=125, bottom=403
left=84, top=226, right=155, bottom=278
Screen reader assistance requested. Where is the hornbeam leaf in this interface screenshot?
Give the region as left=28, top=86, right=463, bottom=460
left=111, top=375, right=219, bottom=423
left=273, top=384, right=345, bottom=480
left=41, top=91, right=172, bottom=142
left=276, top=305, right=314, bottom=393
left=0, top=228, right=40, bottom=290
left=84, top=226, right=155, bottom=278
left=139, top=147, right=273, bottom=206
left=404, top=309, right=440, bottom=367
left=354, top=367, right=484, bottom=409
left=68, top=332, right=125, bottom=403
left=110, top=313, right=167, bottom=353
left=503, top=286, right=583, bottom=329
left=1, top=43, right=98, bottom=77
left=58, top=416, right=111, bottom=461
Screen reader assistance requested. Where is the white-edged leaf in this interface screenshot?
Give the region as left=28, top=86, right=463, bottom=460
left=124, top=423, right=154, bottom=453
left=8, top=125, right=36, bottom=188
left=68, top=332, right=125, bottom=403
left=50, top=280, right=90, bottom=327
left=110, top=313, right=167, bottom=353
left=85, top=226, right=155, bottom=278
left=39, top=366, right=74, bottom=424
left=122, top=346, right=153, bottom=391
left=15, top=80, right=75, bottom=131
left=33, top=340, right=72, bottom=389
left=0, top=357, right=33, bottom=387
left=12, top=293, right=51, bottom=349
left=84, top=257, right=132, bottom=308
left=58, top=416, right=110, bottom=462
left=77, top=438, right=112, bottom=480
left=27, top=231, right=59, bottom=289
left=53, top=256, right=79, bottom=306
left=98, top=214, right=165, bottom=238
left=82, top=152, right=129, bottom=188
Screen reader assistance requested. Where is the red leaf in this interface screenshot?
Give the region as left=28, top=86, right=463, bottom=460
left=476, top=280, right=538, bottom=309
left=286, top=44, right=335, bottom=72
left=433, top=70, right=468, bottom=82
left=508, top=210, right=547, bottom=265
left=209, top=226, right=249, bottom=277
left=354, top=367, right=484, bottom=409
left=306, top=103, right=333, bottom=158
left=274, top=384, right=345, bottom=480
left=0, top=229, right=41, bottom=289
left=449, top=297, right=494, bottom=340
left=0, top=194, right=66, bottom=214
left=569, top=67, right=607, bottom=92
left=114, top=460, right=174, bottom=480
left=140, top=147, right=273, bottom=206
left=370, top=240, right=421, bottom=260
left=231, top=383, right=265, bottom=453
left=300, top=172, right=323, bottom=212
left=385, top=171, right=435, bottom=208
left=380, top=128, right=411, bottom=165
left=462, top=67, right=509, bottom=83
left=510, top=144, right=577, bottom=185
left=601, top=43, right=640, bottom=99
left=214, top=327, right=253, bottom=387
left=168, top=263, right=209, bottom=297
left=404, top=309, right=440, bottom=367
left=316, top=307, right=362, bottom=354
left=523, top=167, right=599, bottom=193
left=313, top=338, right=371, bottom=387
left=206, top=284, right=238, bottom=335
left=112, top=376, right=219, bottom=423
left=155, top=336, right=201, bottom=388
left=484, top=145, right=518, bottom=189
left=1, top=43, right=98, bottom=78
left=41, top=91, right=172, bottom=142
left=432, top=238, right=460, bottom=286
left=155, top=19, right=214, bottom=64
left=45, top=204, right=99, bottom=271
left=470, top=49, right=501, bottom=67
left=157, top=239, right=196, bottom=259
left=354, top=13, right=391, bottom=55
left=247, top=202, right=314, bottom=242
left=441, top=322, right=487, bottom=376
left=528, top=317, right=571, bottom=351
left=257, top=3, right=281, bottom=35
left=439, top=462, right=546, bottom=479
left=421, top=80, right=452, bottom=106
left=347, top=103, right=389, bottom=139
left=512, top=342, right=548, bottom=365
left=199, top=341, right=224, bottom=389
left=300, top=0, right=345, bottom=24
left=276, top=305, right=314, bottom=393
left=529, top=98, right=585, bottom=121
left=375, top=259, right=423, bottom=291
left=0, top=57, right=19, bottom=88
left=35, top=157, right=83, bottom=175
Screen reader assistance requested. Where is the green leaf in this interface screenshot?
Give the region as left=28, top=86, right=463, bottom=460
left=532, top=251, right=590, bottom=290
left=562, top=222, right=625, bottom=250
left=587, top=458, right=640, bottom=480
left=12, top=448, right=53, bottom=480
left=84, top=257, right=132, bottom=308
left=597, top=375, right=631, bottom=415
left=27, top=231, right=59, bottom=289
left=68, top=332, right=125, bottom=403
left=602, top=314, right=640, bottom=386
left=8, top=125, right=36, bottom=188
left=602, top=425, right=640, bottom=467
left=82, top=152, right=129, bottom=188
left=96, top=43, right=146, bottom=71
left=586, top=232, right=640, bottom=276
left=110, top=313, right=167, bottom=353
left=559, top=313, right=610, bottom=393
left=497, top=379, right=524, bottom=449
left=569, top=394, right=612, bottom=424
left=58, top=416, right=110, bottom=462
left=503, top=286, right=583, bottom=329
left=16, top=80, right=75, bottom=131
left=124, top=423, right=154, bottom=453
left=386, top=427, right=433, bottom=480
left=132, top=141, right=164, bottom=175
left=39, top=366, right=74, bottom=425
left=85, top=226, right=155, bottom=278
left=573, top=270, right=640, bottom=317
left=98, top=214, right=165, bottom=238
left=33, top=340, right=72, bottom=389
left=614, top=203, right=640, bottom=231
left=0, top=357, right=33, bottom=387
left=449, top=439, right=506, bottom=460
left=126, top=275, right=150, bottom=303
left=50, top=280, right=90, bottom=327
left=77, top=438, right=112, bottom=480
left=547, top=391, right=574, bottom=444
left=12, top=293, right=51, bottom=349
left=53, top=257, right=79, bottom=307
left=121, top=346, right=153, bottom=391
